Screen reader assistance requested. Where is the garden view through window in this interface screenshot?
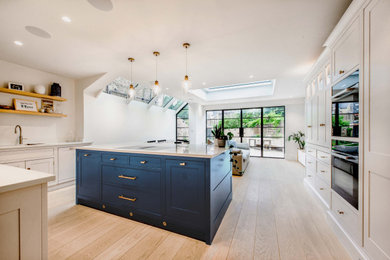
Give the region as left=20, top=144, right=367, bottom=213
left=206, top=106, right=285, bottom=158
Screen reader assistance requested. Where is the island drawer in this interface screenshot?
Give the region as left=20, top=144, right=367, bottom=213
left=102, top=153, right=129, bottom=165
left=130, top=156, right=161, bottom=169
left=317, top=150, right=331, bottom=165
left=102, top=185, right=161, bottom=215
left=102, top=165, right=161, bottom=191
left=316, top=161, right=331, bottom=185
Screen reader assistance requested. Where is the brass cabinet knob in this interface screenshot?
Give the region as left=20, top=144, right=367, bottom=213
left=319, top=188, right=324, bottom=190
left=27, top=168, right=31, bottom=170
left=337, top=210, right=344, bottom=215
left=110, top=158, right=116, bottom=161
left=140, top=160, right=147, bottom=164
left=129, top=212, right=133, bottom=217
left=339, top=70, right=345, bottom=74
left=84, top=154, right=90, bottom=157
left=320, top=123, right=325, bottom=127
left=162, top=221, right=167, bottom=226
left=102, top=204, right=106, bottom=209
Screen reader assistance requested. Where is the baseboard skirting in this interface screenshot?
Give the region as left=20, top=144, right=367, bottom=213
left=326, top=211, right=369, bottom=260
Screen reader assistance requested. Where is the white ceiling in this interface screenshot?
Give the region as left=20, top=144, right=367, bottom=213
left=0, top=0, right=351, bottom=103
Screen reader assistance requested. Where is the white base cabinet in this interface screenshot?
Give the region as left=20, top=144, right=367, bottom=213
left=26, top=158, right=55, bottom=186
left=58, top=147, right=76, bottom=183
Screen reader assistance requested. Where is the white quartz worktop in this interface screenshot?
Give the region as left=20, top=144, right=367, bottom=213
left=77, top=143, right=229, bottom=158
left=0, top=165, right=55, bottom=193
left=0, top=141, right=93, bottom=151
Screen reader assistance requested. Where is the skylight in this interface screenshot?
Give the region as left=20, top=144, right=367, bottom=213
left=203, top=80, right=274, bottom=93
left=189, top=79, right=275, bottom=102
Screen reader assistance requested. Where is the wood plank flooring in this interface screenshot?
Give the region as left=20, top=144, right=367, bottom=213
left=48, top=158, right=351, bottom=260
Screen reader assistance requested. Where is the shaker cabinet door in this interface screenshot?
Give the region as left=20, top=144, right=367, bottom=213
left=165, top=159, right=205, bottom=227
left=77, top=151, right=101, bottom=201
left=26, top=158, right=55, bottom=186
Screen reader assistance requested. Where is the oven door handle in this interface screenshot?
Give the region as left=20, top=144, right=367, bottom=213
left=331, top=152, right=358, bottom=163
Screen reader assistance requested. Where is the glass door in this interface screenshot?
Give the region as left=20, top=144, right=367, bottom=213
left=223, top=110, right=241, bottom=143
left=242, top=108, right=262, bottom=157
left=263, top=107, right=285, bottom=158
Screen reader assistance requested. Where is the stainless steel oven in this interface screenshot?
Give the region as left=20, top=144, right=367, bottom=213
left=331, top=140, right=359, bottom=209
left=332, top=70, right=359, bottom=138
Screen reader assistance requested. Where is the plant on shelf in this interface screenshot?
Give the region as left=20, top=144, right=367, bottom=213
left=211, top=124, right=227, bottom=147
left=288, top=131, right=305, bottom=150
left=226, top=132, right=234, bottom=140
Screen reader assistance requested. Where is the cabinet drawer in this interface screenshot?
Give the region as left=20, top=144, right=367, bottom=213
left=331, top=192, right=359, bottom=240
left=79, top=151, right=100, bottom=159
left=317, top=150, right=331, bottom=164
left=130, top=156, right=161, bottom=169
left=305, top=171, right=315, bottom=186
left=102, top=185, right=161, bottom=215
left=306, top=147, right=316, bottom=157
left=102, top=153, right=129, bottom=165
left=316, top=161, right=331, bottom=185
left=102, top=165, right=160, bottom=191
left=306, top=155, right=316, bottom=173
left=314, top=176, right=330, bottom=207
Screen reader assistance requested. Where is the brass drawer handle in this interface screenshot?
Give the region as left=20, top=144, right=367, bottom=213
left=319, top=188, right=325, bottom=191
left=27, top=167, right=31, bottom=170
left=110, top=158, right=116, bottom=161
left=180, top=162, right=186, bottom=166
left=84, top=154, right=90, bottom=157
left=320, top=156, right=327, bottom=159
left=337, top=210, right=344, bottom=215
left=339, top=70, right=345, bottom=74
left=140, top=160, right=147, bottom=164
left=118, top=175, right=136, bottom=180
left=118, top=195, right=136, bottom=202
left=307, top=125, right=312, bottom=128
left=320, top=170, right=326, bottom=173
left=320, top=123, right=325, bottom=126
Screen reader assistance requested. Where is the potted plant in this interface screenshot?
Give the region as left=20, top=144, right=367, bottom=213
left=288, top=131, right=305, bottom=165
left=211, top=124, right=227, bottom=147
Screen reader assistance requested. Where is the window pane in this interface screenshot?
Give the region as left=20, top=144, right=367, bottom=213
left=176, top=104, right=189, bottom=141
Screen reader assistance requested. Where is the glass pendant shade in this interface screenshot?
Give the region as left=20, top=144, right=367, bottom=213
left=182, top=75, right=192, bottom=92
left=153, top=80, right=160, bottom=95
left=128, top=84, right=135, bottom=99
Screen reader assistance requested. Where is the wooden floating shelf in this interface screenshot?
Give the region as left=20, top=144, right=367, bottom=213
left=0, top=109, right=67, bottom=117
left=0, top=88, right=67, bottom=102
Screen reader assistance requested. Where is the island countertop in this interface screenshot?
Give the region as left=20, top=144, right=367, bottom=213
left=0, top=164, right=55, bottom=193
left=76, top=143, right=228, bottom=158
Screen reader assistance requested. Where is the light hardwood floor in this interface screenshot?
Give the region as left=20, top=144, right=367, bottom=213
left=48, top=158, right=351, bottom=260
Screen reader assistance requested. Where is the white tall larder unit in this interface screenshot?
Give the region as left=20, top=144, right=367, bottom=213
left=304, top=0, right=390, bottom=259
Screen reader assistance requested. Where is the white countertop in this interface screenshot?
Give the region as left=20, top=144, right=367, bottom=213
left=77, top=143, right=229, bottom=158
left=0, top=165, right=55, bottom=193
left=0, top=141, right=93, bottom=151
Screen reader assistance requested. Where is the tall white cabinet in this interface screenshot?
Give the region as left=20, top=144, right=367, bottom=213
left=304, top=0, right=390, bottom=259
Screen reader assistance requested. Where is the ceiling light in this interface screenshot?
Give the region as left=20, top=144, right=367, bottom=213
left=14, top=41, right=23, bottom=46
left=153, top=51, right=161, bottom=95
left=202, top=82, right=206, bottom=86
left=62, top=16, right=72, bottom=23
left=182, top=42, right=191, bottom=93
left=165, top=88, right=169, bottom=90
left=128, top=57, right=136, bottom=100
left=249, top=75, right=254, bottom=78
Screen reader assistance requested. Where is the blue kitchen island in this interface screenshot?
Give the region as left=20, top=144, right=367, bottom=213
left=76, top=143, right=232, bottom=244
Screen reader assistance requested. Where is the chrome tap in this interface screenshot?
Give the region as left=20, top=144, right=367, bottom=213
left=14, top=125, right=23, bottom=144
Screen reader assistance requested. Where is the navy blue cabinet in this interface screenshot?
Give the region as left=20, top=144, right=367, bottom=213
left=76, top=149, right=232, bottom=244
left=165, top=159, right=205, bottom=227
left=77, top=151, right=101, bottom=201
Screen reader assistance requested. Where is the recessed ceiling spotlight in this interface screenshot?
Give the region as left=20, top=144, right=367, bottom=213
left=87, top=0, right=113, bottom=11
left=202, top=82, right=206, bottom=86
left=62, top=16, right=72, bottom=23
left=249, top=75, right=254, bottom=79
left=14, top=41, right=23, bottom=46
left=25, top=26, right=51, bottom=39
left=165, top=88, right=169, bottom=90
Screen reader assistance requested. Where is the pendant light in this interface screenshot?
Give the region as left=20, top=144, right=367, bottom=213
left=182, top=42, right=191, bottom=92
left=128, top=57, right=136, bottom=99
left=153, top=51, right=161, bottom=95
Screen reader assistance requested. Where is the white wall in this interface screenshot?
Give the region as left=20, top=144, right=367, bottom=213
left=203, top=98, right=305, bottom=161
left=0, top=60, right=76, bottom=145
left=188, top=103, right=206, bottom=145
left=84, top=93, right=176, bottom=145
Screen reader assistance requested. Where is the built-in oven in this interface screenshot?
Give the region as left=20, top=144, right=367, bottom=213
left=331, top=140, right=359, bottom=209
left=332, top=70, right=359, bottom=138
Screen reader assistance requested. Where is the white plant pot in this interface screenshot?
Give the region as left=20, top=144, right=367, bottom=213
left=297, top=149, right=305, bottom=166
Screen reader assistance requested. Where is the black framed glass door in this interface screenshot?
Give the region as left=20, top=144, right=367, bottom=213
left=206, top=106, right=285, bottom=158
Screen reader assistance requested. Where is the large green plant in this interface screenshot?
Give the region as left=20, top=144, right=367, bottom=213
left=288, top=131, right=305, bottom=150
left=211, top=124, right=224, bottom=140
